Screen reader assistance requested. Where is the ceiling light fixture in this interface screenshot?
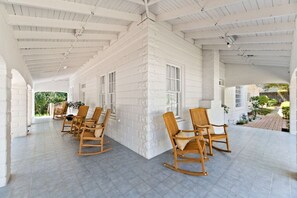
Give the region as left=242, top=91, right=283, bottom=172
left=63, top=66, right=68, bottom=69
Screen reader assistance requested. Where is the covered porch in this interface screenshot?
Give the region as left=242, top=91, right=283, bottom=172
left=0, top=118, right=296, bottom=198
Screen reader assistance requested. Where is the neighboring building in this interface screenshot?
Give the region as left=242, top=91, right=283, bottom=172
left=224, top=85, right=260, bottom=124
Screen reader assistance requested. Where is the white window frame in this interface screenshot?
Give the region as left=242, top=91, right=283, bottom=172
left=166, top=64, right=182, bottom=118
left=235, top=86, right=242, bottom=108
left=108, top=71, right=116, bottom=116
left=99, top=75, right=106, bottom=111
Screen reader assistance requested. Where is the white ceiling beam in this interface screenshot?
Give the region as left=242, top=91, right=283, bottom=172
left=24, top=53, right=96, bottom=61
left=27, top=59, right=89, bottom=66
left=221, top=59, right=289, bottom=67
left=21, top=47, right=102, bottom=55
left=7, top=15, right=127, bottom=32
left=220, top=50, right=291, bottom=57
left=1, top=0, right=140, bottom=21
left=28, top=64, right=82, bottom=70
left=125, top=0, right=143, bottom=5
left=221, top=55, right=290, bottom=62
left=148, top=0, right=163, bottom=6
left=14, top=31, right=118, bottom=41
left=157, top=0, right=243, bottom=21
left=203, top=44, right=292, bottom=50
left=18, top=41, right=109, bottom=49
left=174, top=3, right=297, bottom=31
left=186, top=22, right=295, bottom=39
left=195, top=35, right=293, bottom=45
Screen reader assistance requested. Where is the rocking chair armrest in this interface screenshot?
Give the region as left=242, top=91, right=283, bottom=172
left=180, top=130, right=199, bottom=133
left=211, top=124, right=228, bottom=128
left=194, top=124, right=212, bottom=129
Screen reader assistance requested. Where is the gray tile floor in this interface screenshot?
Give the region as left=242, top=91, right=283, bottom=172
left=0, top=117, right=296, bottom=198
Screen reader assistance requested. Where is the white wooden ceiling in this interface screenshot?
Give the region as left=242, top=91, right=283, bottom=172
left=0, top=0, right=296, bottom=81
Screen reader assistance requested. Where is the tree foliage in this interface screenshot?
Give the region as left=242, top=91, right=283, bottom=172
left=35, top=92, right=67, bottom=116
left=263, top=83, right=289, bottom=92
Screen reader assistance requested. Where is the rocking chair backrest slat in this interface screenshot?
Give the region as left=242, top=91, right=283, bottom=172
left=77, top=105, right=89, bottom=118
left=189, top=108, right=210, bottom=129
left=61, top=101, right=68, bottom=114
left=102, top=109, right=111, bottom=128
left=92, top=107, right=102, bottom=123
left=163, top=112, right=179, bottom=136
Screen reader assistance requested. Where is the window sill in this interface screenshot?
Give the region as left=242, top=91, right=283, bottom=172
left=175, top=117, right=184, bottom=122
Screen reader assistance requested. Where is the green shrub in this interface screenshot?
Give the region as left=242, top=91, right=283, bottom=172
left=281, top=101, right=290, bottom=108
left=282, top=106, right=290, bottom=119
left=258, top=95, right=269, bottom=106
left=267, top=98, right=278, bottom=107
left=257, top=108, right=273, bottom=115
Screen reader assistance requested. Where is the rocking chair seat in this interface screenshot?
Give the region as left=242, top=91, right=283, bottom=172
left=179, top=140, right=205, bottom=153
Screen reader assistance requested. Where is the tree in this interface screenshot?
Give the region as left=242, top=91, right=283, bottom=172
left=263, top=83, right=289, bottom=102
left=34, top=92, right=67, bottom=116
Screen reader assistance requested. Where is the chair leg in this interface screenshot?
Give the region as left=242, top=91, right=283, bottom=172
left=208, top=136, right=214, bottom=156
left=78, top=138, right=83, bottom=155
left=173, top=151, right=178, bottom=169
left=226, top=135, right=230, bottom=151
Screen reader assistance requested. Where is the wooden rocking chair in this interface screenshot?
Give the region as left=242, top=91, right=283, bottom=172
left=73, top=107, right=102, bottom=136
left=78, top=109, right=112, bottom=156
left=53, top=101, right=68, bottom=119
left=189, top=108, right=231, bottom=156
left=61, top=105, right=89, bottom=134
left=162, top=112, right=208, bottom=176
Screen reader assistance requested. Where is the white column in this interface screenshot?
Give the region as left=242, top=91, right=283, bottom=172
left=200, top=49, right=224, bottom=125
left=11, top=85, right=27, bottom=138
left=290, top=72, right=297, bottom=135
left=0, top=70, right=11, bottom=187
left=289, top=20, right=297, bottom=135
left=27, top=86, right=32, bottom=127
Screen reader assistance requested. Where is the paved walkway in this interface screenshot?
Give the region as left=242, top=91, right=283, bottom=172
left=0, top=118, right=296, bottom=198
left=244, top=112, right=287, bottom=131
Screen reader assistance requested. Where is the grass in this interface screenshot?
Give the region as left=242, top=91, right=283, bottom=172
left=35, top=113, right=50, bottom=117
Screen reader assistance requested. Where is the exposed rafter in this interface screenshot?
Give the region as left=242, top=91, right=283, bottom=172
left=203, top=44, right=292, bottom=51
left=195, top=35, right=293, bottom=45
left=7, top=15, right=128, bottom=32
left=18, top=41, right=109, bottom=49
left=125, top=0, right=161, bottom=6
left=157, top=0, right=244, bottom=21
left=0, top=0, right=141, bottom=21
left=14, top=31, right=118, bottom=41
left=24, top=53, right=96, bottom=61
left=26, top=58, right=90, bottom=66
left=220, top=50, right=291, bottom=57
left=173, top=4, right=297, bottom=31
left=20, top=48, right=102, bottom=56
left=186, top=22, right=295, bottom=39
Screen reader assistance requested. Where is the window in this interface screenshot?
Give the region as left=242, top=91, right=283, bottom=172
left=166, top=64, right=181, bottom=117
left=235, top=86, right=242, bottom=107
left=108, top=72, right=116, bottom=115
left=99, top=76, right=106, bottom=110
